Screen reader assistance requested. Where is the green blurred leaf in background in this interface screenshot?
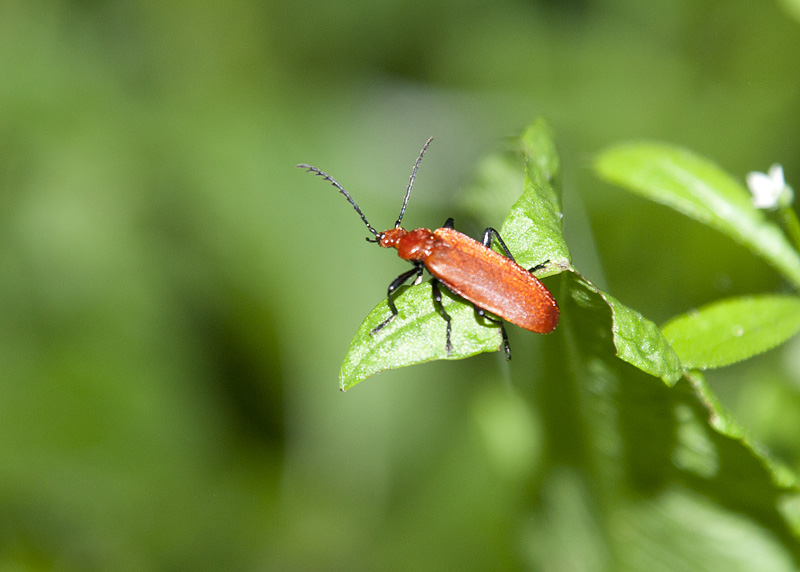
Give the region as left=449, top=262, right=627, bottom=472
left=4, top=0, right=800, bottom=570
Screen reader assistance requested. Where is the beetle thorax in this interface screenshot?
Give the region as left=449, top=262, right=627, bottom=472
left=379, top=227, right=436, bottom=261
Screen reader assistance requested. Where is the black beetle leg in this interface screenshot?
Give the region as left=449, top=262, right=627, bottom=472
left=431, top=279, right=452, bottom=356
left=481, top=227, right=516, bottom=262
left=529, top=259, right=550, bottom=273
left=474, top=306, right=511, bottom=360
left=371, top=264, right=424, bottom=335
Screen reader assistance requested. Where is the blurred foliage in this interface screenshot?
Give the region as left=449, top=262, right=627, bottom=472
left=2, top=0, right=800, bottom=569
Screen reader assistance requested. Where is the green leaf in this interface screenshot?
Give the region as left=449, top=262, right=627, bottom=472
left=780, top=0, right=800, bottom=24
left=533, top=273, right=800, bottom=568
left=339, top=285, right=505, bottom=390
left=662, top=295, right=800, bottom=369
left=565, top=270, right=683, bottom=385
left=458, top=153, right=526, bottom=227
left=682, top=370, right=799, bottom=491
left=339, top=118, right=568, bottom=389
left=502, top=119, right=572, bottom=274
left=595, top=143, right=800, bottom=287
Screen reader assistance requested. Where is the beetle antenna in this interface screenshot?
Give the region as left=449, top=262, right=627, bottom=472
left=297, top=163, right=380, bottom=237
left=394, top=136, right=433, bottom=228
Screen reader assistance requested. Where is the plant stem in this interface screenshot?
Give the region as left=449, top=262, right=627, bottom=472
left=778, top=205, right=800, bottom=253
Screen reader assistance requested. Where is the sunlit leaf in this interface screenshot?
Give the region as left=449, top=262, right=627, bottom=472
left=502, top=119, right=571, bottom=274
left=340, top=285, right=505, bottom=390
left=662, top=295, right=800, bottom=369
left=595, top=144, right=800, bottom=287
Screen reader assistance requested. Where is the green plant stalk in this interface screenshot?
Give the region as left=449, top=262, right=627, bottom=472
left=778, top=205, right=800, bottom=256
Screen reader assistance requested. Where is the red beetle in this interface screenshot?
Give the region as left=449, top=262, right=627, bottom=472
left=298, top=138, right=559, bottom=358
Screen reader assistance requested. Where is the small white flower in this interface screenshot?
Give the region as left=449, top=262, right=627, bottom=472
left=747, top=164, right=793, bottom=209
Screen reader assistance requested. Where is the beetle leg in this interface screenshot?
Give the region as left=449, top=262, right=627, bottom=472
left=481, top=227, right=516, bottom=262
left=443, top=217, right=455, bottom=229
left=474, top=307, right=511, bottom=360
left=430, top=279, right=452, bottom=356
left=529, top=259, right=550, bottom=273
left=483, top=228, right=552, bottom=275
left=371, top=264, right=424, bottom=335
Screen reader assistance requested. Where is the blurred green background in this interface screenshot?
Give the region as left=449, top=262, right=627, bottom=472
left=3, top=0, right=800, bottom=569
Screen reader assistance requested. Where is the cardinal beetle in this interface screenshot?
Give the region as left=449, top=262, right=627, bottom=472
left=297, top=137, right=559, bottom=359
